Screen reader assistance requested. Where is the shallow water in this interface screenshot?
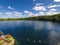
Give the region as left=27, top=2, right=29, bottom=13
left=0, top=20, right=60, bottom=45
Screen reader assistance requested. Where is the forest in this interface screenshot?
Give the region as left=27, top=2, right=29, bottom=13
left=0, top=14, right=60, bottom=22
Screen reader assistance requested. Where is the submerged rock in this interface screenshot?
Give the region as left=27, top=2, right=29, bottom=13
left=27, top=39, right=30, bottom=41
left=0, top=31, right=4, bottom=36
left=33, top=40, right=36, bottom=43
left=39, top=40, right=41, bottom=43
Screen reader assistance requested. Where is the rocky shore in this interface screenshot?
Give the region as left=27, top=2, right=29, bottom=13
left=0, top=32, right=15, bottom=45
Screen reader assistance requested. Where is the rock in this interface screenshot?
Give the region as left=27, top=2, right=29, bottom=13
left=33, top=40, right=36, bottom=43
left=39, top=40, right=41, bottom=43
left=27, top=39, right=30, bottom=41
left=0, top=34, right=15, bottom=45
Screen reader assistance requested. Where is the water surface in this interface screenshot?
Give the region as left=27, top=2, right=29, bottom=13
left=0, top=20, right=60, bottom=45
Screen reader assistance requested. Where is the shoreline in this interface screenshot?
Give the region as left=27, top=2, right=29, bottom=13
left=0, top=14, right=60, bottom=22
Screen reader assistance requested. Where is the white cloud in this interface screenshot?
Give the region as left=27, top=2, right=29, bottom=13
left=33, top=0, right=36, bottom=2
left=14, top=12, right=22, bottom=15
left=39, top=12, right=45, bottom=15
left=48, top=5, right=60, bottom=8
left=5, top=12, right=13, bottom=15
left=4, top=11, right=23, bottom=18
left=36, top=3, right=43, bottom=6
left=51, top=12, right=60, bottom=14
left=48, top=5, right=56, bottom=8
left=0, top=12, right=3, bottom=16
left=33, top=13, right=39, bottom=16
left=8, top=6, right=14, bottom=10
left=54, top=0, right=60, bottom=2
left=32, top=12, right=45, bottom=16
left=33, top=5, right=46, bottom=11
left=46, top=11, right=60, bottom=15
left=5, top=12, right=13, bottom=17
left=13, top=11, right=23, bottom=17
left=46, top=12, right=52, bottom=15
left=24, top=11, right=29, bottom=13
left=32, top=3, right=60, bottom=16
left=46, top=7, right=60, bottom=15
left=24, top=10, right=33, bottom=17
left=50, top=9, right=56, bottom=11
left=0, top=12, right=3, bottom=15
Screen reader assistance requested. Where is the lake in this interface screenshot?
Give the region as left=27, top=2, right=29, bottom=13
left=0, top=20, right=60, bottom=45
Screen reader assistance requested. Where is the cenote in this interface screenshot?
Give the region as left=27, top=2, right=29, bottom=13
left=0, top=20, right=60, bottom=45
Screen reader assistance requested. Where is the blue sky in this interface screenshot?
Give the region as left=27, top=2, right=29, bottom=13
left=0, top=0, right=60, bottom=18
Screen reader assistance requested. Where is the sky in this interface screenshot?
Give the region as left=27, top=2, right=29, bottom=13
left=0, top=0, right=60, bottom=18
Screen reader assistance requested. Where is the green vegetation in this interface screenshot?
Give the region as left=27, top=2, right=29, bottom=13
left=27, top=14, right=60, bottom=22
left=0, top=14, right=60, bottom=22
left=14, top=39, right=19, bottom=45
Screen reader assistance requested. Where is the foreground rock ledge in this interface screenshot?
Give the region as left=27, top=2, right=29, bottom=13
left=0, top=34, right=14, bottom=45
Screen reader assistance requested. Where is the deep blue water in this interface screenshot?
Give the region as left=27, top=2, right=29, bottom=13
left=0, top=20, right=60, bottom=45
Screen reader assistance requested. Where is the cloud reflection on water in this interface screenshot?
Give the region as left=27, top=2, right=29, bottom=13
left=49, top=30, right=60, bottom=45
left=34, top=21, right=44, bottom=30
left=34, top=21, right=54, bottom=30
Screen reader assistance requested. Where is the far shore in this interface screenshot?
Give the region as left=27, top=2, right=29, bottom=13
left=0, top=14, right=60, bottom=22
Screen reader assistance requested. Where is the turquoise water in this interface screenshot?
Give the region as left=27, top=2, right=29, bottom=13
left=0, top=20, right=60, bottom=45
